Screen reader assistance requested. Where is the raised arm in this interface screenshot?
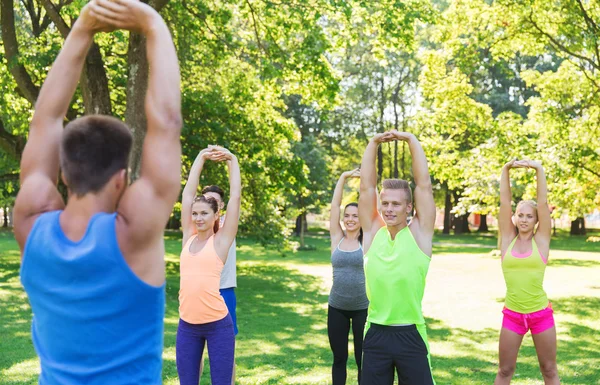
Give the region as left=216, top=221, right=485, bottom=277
left=330, top=169, right=359, bottom=249
left=499, top=160, right=517, bottom=251
left=181, top=148, right=212, bottom=246
left=519, top=160, right=551, bottom=251
left=13, top=5, right=110, bottom=251
left=359, top=133, right=393, bottom=251
left=214, top=149, right=241, bottom=262
left=104, top=0, right=182, bottom=238
left=395, top=132, right=435, bottom=236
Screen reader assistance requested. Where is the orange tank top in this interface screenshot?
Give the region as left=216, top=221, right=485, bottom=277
left=179, top=235, right=228, bottom=324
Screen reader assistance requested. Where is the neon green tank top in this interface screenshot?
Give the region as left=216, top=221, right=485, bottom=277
left=364, top=226, right=431, bottom=325
left=502, top=237, right=548, bottom=313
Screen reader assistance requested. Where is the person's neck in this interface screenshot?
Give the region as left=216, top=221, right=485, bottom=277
left=345, top=229, right=360, bottom=241
left=387, top=220, right=408, bottom=240
left=63, top=194, right=115, bottom=219
left=195, top=229, right=215, bottom=241
left=517, top=231, right=534, bottom=242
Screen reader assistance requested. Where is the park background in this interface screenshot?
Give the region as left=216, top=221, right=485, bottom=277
left=0, top=0, right=599, bottom=384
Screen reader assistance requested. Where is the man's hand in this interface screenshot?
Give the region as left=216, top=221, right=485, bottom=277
left=89, top=0, right=159, bottom=35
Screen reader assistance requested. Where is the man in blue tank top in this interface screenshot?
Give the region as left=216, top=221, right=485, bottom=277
left=13, top=1, right=181, bottom=384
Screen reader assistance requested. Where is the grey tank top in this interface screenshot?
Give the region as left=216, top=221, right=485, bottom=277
left=328, top=237, right=369, bottom=311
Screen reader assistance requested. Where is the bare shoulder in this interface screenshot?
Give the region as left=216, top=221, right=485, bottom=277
left=409, top=219, right=433, bottom=257
left=14, top=174, right=64, bottom=252
left=115, top=183, right=168, bottom=286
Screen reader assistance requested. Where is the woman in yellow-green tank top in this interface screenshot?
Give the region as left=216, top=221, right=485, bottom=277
left=495, top=159, right=559, bottom=385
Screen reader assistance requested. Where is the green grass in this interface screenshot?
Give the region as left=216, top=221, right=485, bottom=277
left=1, top=227, right=600, bottom=384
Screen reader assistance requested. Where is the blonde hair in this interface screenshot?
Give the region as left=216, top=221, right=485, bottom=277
left=516, top=200, right=538, bottom=220
left=381, top=179, right=413, bottom=204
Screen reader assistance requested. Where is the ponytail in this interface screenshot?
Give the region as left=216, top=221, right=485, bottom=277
left=213, top=216, right=220, bottom=234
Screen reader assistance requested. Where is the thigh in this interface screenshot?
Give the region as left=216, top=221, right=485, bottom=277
left=206, top=316, right=235, bottom=385
left=498, top=327, right=525, bottom=369
left=393, top=329, right=433, bottom=385
left=351, top=309, right=368, bottom=359
left=328, top=306, right=351, bottom=355
left=361, top=328, right=395, bottom=385
left=176, top=320, right=206, bottom=385
left=531, top=326, right=557, bottom=366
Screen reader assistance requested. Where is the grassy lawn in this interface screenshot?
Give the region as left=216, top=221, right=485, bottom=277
left=1, top=228, right=599, bottom=384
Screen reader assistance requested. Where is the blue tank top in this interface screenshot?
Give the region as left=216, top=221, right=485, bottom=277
left=20, top=211, right=165, bottom=385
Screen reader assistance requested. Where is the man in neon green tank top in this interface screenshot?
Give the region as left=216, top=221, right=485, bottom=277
left=358, top=130, right=436, bottom=385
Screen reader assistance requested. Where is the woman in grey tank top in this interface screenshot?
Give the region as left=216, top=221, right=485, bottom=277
left=328, top=169, right=369, bottom=385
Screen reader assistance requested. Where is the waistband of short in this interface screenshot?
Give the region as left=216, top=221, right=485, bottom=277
left=369, top=323, right=417, bottom=333
left=179, top=313, right=232, bottom=329
left=503, top=302, right=552, bottom=315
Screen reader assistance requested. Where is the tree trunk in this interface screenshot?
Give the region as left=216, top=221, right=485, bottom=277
left=125, top=33, right=150, bottom=180
left=570, top=217, right=586, bottom=235
left=294, top=215, right=302, bottom=236
left=454, top=213, right=471, bottom=234
left=443, top=187, right=452, bottom=234
left=3, top=207, right=8, bottom=227
left=299, top=213, right=307, bottom=248
left=477, top=214, right=489, bottom=232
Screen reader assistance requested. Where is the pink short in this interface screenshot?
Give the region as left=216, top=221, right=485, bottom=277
left=502, top=304, right=555, bottom=335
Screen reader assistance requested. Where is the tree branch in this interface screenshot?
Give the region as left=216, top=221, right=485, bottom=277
left=0, top=172, right=20, bottom=183
left=151, top=0, right=169, bottom=12
left=527, top=11, right=600, bottom=71
left=0, top=118, right=25, bottom=162
left=245, top=0, right=266, bottom=53
left=575, top=0, right=600, bottom=68
left=39, top=0, right=71, bottom=38
left=1, top=0, right=41, bottom=105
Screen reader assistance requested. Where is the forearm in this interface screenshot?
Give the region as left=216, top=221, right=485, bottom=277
left=407, top=134, right=431, bottom=187
left=145, top=17, right=182, bottom=130
left=227, top=157, right=242, bottom=201
left=330, top=176, right=346, bottom=226
left=500, top=167, right=512, bottom=205
left=331, top=176, right=346, bottom=211
left=360, top=141, right=378, bottom=193
left=182, top=156, right=205, bottom=200
left=31, top=24, right=93, bottom=129
left=535, top=167, right=548, bottom=204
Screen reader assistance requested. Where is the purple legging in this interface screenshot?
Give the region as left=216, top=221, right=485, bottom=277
left=176, top=315, right=235, bottom=385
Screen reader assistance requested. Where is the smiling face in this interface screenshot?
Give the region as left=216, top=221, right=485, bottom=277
left=191, top=201, right=219, bottom=232
left=380, top=188, right=412, bottom=227
left=342, top=204, right=360, bottom=232
left=514, top=201, right=538, bottom=233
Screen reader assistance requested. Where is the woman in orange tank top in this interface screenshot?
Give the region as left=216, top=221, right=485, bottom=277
left=176, top=145, right=241, bottom=385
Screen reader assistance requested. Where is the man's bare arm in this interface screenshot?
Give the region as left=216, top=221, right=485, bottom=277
left=13, top=5, right=110, bottom=251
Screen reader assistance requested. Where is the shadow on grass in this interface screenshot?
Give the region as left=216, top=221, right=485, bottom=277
left=424, top=296, right=600, bottom=384
left=0, top=247, right=38, bottom=385
left=549, top=258, right=600, bottom=268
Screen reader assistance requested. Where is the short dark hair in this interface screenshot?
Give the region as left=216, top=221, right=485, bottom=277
left=201, top=185, right=225, bottom=200
left=381, top=179, right=413, bottom=204
left=60, top=115, right=132, bottom=196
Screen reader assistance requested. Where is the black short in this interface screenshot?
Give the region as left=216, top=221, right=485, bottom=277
left=361, top=324, right=434, bottom=385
